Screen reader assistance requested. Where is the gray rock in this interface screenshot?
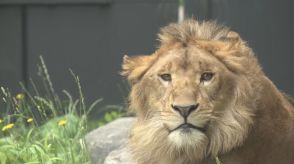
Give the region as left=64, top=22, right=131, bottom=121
left=104, top=146, right=131, bottom=164
left=85, top=117, right=135, bottom=164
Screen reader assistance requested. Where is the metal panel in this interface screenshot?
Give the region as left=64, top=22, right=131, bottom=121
left=26, top=2, right=177, bottom=105
left=26, top=5, right=112, bottom=105
left=0, top=0, right=112, bottom=5
left=0, top=6, right=23, bottom=93
left=210, top=0, right=293, bottom=96
left=186, top=0, right=210, bottom=20
left=114, top=0, right=177, bottom=3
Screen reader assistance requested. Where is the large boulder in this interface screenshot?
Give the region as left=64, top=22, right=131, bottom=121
left=85, top=117, right=134, bottom=164
left=104, top=146, right=131, bottom=164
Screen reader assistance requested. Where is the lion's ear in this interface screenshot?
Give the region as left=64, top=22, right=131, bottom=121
left=121, top=55, right=156, bottom=85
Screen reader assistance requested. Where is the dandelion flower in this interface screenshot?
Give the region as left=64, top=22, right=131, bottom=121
left=0, top=119, right=3, bottom=123
left=27, top=118, right=33, bottom=123
left=2, top=123, right=14, bottom=131
left=58, top=119, right=67, bottom=127
left=16, top=93, right=25, bottom=100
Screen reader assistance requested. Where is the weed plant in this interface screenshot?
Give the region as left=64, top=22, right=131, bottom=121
left=0, top=56, right=102, bottom=164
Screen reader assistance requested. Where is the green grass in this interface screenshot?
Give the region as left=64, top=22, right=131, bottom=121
left=0, top=56, right=124, bottom=164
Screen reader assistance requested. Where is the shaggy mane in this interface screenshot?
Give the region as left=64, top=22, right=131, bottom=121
left=158, top=19, right=230, bottom=45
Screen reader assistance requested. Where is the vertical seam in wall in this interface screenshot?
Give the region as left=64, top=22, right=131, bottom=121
left=21, top=5, right=28, bottom=87
left=290, top=0, right=294, bottom=96
left=291, top=0, right=294, bottom=95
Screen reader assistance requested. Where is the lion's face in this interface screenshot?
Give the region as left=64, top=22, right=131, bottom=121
left=134, top=45, right=236, bottom=148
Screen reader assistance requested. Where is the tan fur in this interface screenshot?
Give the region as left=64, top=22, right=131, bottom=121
left=121, top=19, right=294, bottom=164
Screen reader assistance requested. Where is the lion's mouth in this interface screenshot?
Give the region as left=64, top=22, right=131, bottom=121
left=170, top=123, right=207, bottom=133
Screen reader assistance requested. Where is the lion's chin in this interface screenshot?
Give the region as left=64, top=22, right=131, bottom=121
left=168, top=127, right=207, bottom=148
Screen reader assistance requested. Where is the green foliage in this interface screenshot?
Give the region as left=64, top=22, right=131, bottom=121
left=0, top=56, right=104, bottom=164
left=97, top=106, right=125, bottom=127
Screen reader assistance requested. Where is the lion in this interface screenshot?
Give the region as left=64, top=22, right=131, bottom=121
left=121, top=19, right=294, bottom=164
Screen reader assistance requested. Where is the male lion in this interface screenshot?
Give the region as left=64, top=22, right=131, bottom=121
left=121, top=19, right=294, bottom=164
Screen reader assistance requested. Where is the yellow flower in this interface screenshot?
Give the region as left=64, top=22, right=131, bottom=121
left=2, top=123, right=14, bottom=131
left=58, top=119, right=67, bottom=127
left=16, top=93, right=25, bottom=100
left=27, top=118, right=33, bottom=123
left=0, top=119, right=3, bottom=123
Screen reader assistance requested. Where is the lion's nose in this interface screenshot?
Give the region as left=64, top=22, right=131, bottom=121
left=171, top=104, right=199, bottom=118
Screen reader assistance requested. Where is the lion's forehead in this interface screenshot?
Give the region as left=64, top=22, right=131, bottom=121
left=151, top=46, right=226, bottom=74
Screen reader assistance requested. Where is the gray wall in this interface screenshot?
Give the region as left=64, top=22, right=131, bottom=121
left=209, top=0, right=293, bottom=95
left=0, top=0, right=293, bottom=109
left=0, top=6, right=23, bottom=92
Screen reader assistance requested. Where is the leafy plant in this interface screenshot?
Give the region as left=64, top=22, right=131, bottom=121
left=97, top=105, right=125, bottom=127
left=0, top=56, right=103, bottom=163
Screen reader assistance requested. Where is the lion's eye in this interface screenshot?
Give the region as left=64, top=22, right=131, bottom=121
left=159, top=74, right=172, bottom=81
left=200, top=72, right=214, bottom=82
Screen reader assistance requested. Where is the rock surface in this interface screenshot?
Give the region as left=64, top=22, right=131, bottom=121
left=104, top=146, right=131, bottom=164
left=85, top=117, right=134, bottom=164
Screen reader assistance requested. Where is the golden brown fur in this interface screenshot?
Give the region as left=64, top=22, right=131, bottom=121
left=121, top=20, right=294, bottom=164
